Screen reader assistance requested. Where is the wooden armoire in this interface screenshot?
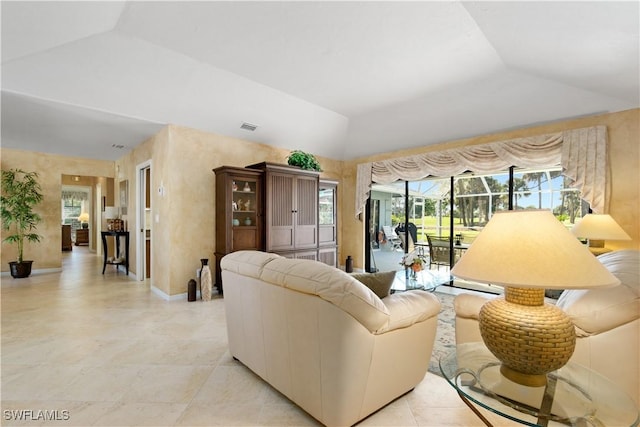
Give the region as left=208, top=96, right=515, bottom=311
left=213, top=162, right=338, bottom=293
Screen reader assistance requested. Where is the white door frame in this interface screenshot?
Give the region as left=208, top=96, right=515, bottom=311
left=96, top=183, right=103, bottom=258
left=135, top=160, right=152, bottom=282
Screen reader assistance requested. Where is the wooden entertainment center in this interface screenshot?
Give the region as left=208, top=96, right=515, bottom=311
left=213, top=162, right=338, bottom=293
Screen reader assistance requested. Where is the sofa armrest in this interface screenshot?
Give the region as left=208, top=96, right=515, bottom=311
left=453, top=293, right=491, bottom=320
left=376, top=291, right=441, bottom=334
left=557, top=287, right=639, bottom=336
left=454, top=293, right=501, bottom=344
left=556, top=250, right=640, bottom=336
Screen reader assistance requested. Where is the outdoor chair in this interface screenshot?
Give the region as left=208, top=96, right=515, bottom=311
left=382, top=226, right=402, bottom=251
left=397, top=231, right=415, bottom=253
left=395, top=223, right=418, bottom=243
left=426, top=235, right=452, bottom=270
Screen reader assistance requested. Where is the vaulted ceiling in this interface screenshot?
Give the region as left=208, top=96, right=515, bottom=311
left=2, top=1, right=638, bottom=161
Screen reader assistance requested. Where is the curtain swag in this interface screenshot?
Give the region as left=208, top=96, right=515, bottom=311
left=355, top=125, right=608, bottom=217
left=62, top=190, right=89, bottom=202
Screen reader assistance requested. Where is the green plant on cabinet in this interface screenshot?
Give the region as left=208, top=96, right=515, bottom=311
left=287, top=150, right=322, bottom=172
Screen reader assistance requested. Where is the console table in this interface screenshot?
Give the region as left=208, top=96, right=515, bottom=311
left=101, top=231, right=129, bottom=275
left=440, top=342, right=639, bottom=426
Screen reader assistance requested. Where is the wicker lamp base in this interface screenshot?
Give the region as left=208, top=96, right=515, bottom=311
left=479, top=287, right=576, bottom=387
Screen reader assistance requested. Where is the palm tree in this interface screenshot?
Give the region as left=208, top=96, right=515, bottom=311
left=513, top=177, right=530, bottom=209
left=522, top=171, right=547, bottom=209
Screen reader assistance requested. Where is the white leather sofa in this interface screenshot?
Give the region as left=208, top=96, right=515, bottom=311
left=454, top=249, right=640, bottom=405
left=220, top=250, right=441, bottom=427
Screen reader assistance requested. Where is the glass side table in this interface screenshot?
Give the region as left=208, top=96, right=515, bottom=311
left=440, top=342, right=639, bottom=427
left=390, top=269, right=451, bottom=293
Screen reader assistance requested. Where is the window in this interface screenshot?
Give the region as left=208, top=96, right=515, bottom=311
left=513, top=169, right=586, bottom=223
left=62, top=198, right=82, bottom=230
left=367, top=166, right=584, bottom=279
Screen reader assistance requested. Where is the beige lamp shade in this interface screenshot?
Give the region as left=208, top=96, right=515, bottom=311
left=571, top=214, right=631, bottom=241
left=77, top=212, right=90, bottom=223
left=104, top=207, right=119, bottom=219
left=451, top=210, right=620, bottom=290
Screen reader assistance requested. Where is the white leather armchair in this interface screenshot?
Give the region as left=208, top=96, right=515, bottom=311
left=454, top=249, right=640, bottom=405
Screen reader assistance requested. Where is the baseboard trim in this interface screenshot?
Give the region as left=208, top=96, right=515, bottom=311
left=1, top=267, right=63, bottom=277
left=150, top=285, right=202, bottom=301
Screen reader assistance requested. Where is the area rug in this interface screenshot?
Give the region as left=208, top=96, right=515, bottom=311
left=428, top=291, right=456, bottom=376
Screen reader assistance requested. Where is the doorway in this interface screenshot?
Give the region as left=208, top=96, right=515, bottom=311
left=136, top=161, right=152, bottom=281
left=61, top=184, right=92, bottom=248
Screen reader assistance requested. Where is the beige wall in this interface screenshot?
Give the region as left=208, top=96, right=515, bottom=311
left=342, top=108, right=640, bottom=270
left=114, top=125, right=342, bottom=296
left=3, top=108, right=637, bottom=292
left=1, top=149, right=114, bottom=271
left=159, top=126, right=343, bottom=296
left=111, top=130, right=157, bottom=289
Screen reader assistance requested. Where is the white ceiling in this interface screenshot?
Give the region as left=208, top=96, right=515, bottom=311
left=2, top=1, right=638, bottom=162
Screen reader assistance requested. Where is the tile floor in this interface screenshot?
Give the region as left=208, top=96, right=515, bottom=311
left=1, top=248, right=518, bottom=426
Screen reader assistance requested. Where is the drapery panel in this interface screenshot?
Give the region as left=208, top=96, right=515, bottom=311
left=355, top=125, right=608, bottom=216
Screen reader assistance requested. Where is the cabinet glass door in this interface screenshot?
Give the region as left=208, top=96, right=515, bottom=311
left=319, top=181, right=337, bottom=247
left=319, top=187, right=335, bottom=225
left=231, top=177, right=261, bottom=251
left=232, top=179, right=258, bottom=228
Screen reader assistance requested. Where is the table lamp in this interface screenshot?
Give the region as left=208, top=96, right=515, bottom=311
left=451, top=210, right=619, bottom=387
left=104, top=206, right=118, bottom=219
left=77, top=212, right=89, bottom=228
left=571, top=213, right=631, bottom=250
left=104, top=207, right=121, bottom=231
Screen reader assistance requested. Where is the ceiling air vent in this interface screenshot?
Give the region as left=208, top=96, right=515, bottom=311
left=112, top=144, right=126, bottom=149
left=240, top=122, right=258, bottom=132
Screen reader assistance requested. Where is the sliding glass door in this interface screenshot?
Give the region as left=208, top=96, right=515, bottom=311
left=366, top=166, right=584, bottom=282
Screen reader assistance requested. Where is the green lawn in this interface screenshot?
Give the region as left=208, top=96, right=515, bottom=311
left=398, top=216, right=480, bottom=243
left=400, top=214, right=574, bottom=244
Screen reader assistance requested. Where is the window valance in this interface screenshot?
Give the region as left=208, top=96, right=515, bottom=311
left=356, top=125, right=608, bottom=216
left=62, top=190, right=89, bottom=202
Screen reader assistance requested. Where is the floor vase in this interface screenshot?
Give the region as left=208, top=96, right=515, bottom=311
left=201, top=259, right=212, bottom=301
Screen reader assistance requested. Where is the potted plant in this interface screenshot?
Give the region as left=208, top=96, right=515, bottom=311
left=286, top=150, right=322, bottom=172
left=1, top=169, right=44, bottom=278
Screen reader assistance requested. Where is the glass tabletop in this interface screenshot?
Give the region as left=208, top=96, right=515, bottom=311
left=439, top=343, right=640, bottom=427
left=390, top=269, right=451, bottom=293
